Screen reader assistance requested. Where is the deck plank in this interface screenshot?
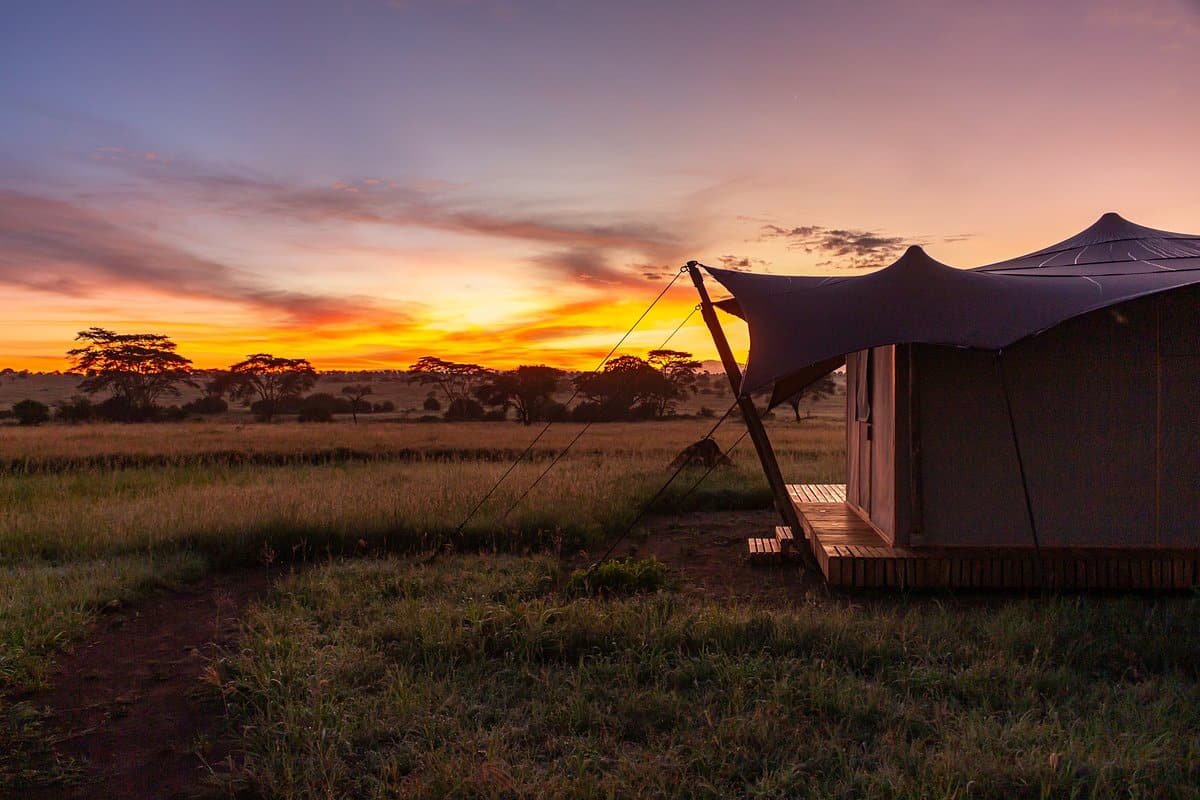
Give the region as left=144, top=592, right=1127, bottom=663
left=783, top=484, right=1198, bottom=590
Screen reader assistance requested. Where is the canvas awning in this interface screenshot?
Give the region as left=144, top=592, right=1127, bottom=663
left=706, top=212, right=1200, bottom=405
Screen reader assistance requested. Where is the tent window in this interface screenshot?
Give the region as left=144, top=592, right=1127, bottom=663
left=855, top=349, right=873, bottom=423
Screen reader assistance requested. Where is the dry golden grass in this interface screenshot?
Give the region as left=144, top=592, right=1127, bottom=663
left=0, top=418, right=842, bottom=463
left=0, top=419, right=845, bottom=565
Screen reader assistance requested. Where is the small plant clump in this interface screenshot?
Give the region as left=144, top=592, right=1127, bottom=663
left=11, top=400, right=50, bottom=427
left=568, top=556, right=672, bottom=596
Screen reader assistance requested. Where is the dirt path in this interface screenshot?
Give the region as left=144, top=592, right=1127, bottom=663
left=22, top=569, right=278, bottom=800
left=14, top=513, right=814, bottom=798
left=636, top=510, right=828, bottom=602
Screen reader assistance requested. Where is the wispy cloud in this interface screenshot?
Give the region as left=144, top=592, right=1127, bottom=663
left=0, top=189, right=401, bottom=325
left=760, top=223, right=908, bottom=269
left=717, top=254, right=767, bottom=272
left=86, top=149, right=685, bottom=286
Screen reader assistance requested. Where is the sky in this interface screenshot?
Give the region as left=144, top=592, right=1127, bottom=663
left=2, top=0, right=1199, bottom=371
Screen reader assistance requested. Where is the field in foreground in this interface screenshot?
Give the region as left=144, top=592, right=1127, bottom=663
left=3, top=417, right=1199, bottom=798
left=219, top=556, right=1200, bottom=799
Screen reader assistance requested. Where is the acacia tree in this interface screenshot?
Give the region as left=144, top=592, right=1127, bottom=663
left=475, top=365, right=563, bottom=425
left=66, top=327, right=195, bottom=420
left=407, top=357, right=493, bottom=405
left=341, top=384, right=373, bottom=424
left=647, top=349, right=702, bottom=415
left=227, top=354, right=317, bottom=422
left=783, top=374, right=838, bottom=422
left=573, top=355, right=677, bottom=420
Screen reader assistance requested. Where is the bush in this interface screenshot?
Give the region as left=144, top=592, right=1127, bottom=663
left=250, top=396, right=302, bottom=421
left=11, top=399, right=50, bottom=426
left=422, top=396, right=441, bottom=412
left=541, top=400, right=569, bottom=422
left=56, top=395, right=95, bottom=423
left=567, top=557, right=672, bottom=596
left=569, top=401, right=606, bottom=422
left=483, top=409, right=508, bottom=421
left=443, top=397, right=485, bottom=421
left=297, top=393, right=338, bottom=423
left=373, top=400, right=396, bottom=413
left=181, top=396, right=228, bottom=415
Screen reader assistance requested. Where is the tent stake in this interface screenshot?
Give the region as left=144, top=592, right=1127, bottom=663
left=686, top=262, right=820, bottom=571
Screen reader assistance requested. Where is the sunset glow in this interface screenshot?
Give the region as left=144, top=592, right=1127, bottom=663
left=3, top=1, right=1199, bottom=370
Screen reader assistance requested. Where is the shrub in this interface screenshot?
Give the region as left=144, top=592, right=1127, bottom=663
left=159, top=405, right=187, bottom=422
left=541, top=400, right=569, bottom=422
left=250, top=396, right=302, bottom=421
left=567, top=557, right=671, bottom=596
left=11, top=399, right=50, bottom=426
left=569, top=401, right=606, bottom=422
left=297, top=393, right=338, bottom=422
left=55, top=395, right=96, bottom=423
left=443, top=397, right=485, bottom=421
left=181, top=396, right=228, bottom=415
left=422, top=395, right=441, bottom=412
left=373, top=400, right=396, bottom=413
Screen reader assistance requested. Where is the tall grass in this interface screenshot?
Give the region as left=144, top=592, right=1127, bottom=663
left=218, top=556, right=1200, bottom=799
left=0, top=420, right=844, bottom=565
left=0, top=419, right=842, bottom=465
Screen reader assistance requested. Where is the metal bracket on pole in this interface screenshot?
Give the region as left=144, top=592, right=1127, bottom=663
left=685, top=261, right=819, bottom=570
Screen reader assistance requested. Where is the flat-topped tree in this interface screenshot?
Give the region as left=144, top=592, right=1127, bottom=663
left=783, top=374, right=837, bottom=422
left=475, top=365, right=564, bottom=425
left=573, top=355, right=679, bottom=420
left=66, top=327, right=196, bottom=421
left=341, top=384, right=373, bottom=424
left=407, top=356, right=493, bottom=405
left=228, top=354, right=317, bottom=422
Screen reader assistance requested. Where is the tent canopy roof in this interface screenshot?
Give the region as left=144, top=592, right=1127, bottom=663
left=706, top=213, right=1200, bottom=401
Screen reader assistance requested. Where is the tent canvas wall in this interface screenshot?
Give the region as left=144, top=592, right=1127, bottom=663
left=701, top=213, right=1200, bottom=583
left=846, top=283, right=1200, bottom=549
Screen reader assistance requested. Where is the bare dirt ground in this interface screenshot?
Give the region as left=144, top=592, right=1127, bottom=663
left=20, top=569, right=279, bottom=800
left=17, top=512, right=820, bottom=799
left=634, top=510, right=829, bottom=602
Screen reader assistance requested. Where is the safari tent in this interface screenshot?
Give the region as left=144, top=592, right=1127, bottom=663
left=694, top=213, right=1200, bottom=588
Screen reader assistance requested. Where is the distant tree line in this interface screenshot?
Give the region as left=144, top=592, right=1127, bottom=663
left=404, top=350, right=705, bottom=424
left=0, top=327, right=841, bottom=426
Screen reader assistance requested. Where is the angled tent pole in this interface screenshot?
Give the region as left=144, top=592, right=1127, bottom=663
left=686, top=262, right=819, bottom=570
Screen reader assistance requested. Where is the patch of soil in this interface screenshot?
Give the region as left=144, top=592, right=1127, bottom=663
left=624, top=510, right=829, bottom=603
left=20, top=569, right=279, bottom=800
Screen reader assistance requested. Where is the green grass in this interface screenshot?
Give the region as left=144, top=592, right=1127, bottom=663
left=7, top=417, right=1198, bottom=797
left=0, top=418, right=840, bottom=790
left=216, top=556, right=1200, bottom=799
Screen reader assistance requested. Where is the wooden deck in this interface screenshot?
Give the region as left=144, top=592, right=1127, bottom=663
left=773, top=484, right=1200, bottom=589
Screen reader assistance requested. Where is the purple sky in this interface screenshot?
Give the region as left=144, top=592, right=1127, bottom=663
left=2, top=0, right=1199, bottom=368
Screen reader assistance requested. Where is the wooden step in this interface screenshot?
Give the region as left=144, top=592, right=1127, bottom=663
left=747, top=537, right=782, bottom=564
left=775, top=526, right=796, bottom=554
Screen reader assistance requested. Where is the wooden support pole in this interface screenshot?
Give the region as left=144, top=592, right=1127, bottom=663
left=686, top=262, right=820, bottom=570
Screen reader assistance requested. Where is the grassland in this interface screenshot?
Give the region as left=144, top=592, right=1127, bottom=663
left=3, top=412, right=1199, bottom=797
left=219, top=557, right=1200, bottom=799
left=0, top=419, right=843, bottom=566
left=0, top=418, right=841, bottom=692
